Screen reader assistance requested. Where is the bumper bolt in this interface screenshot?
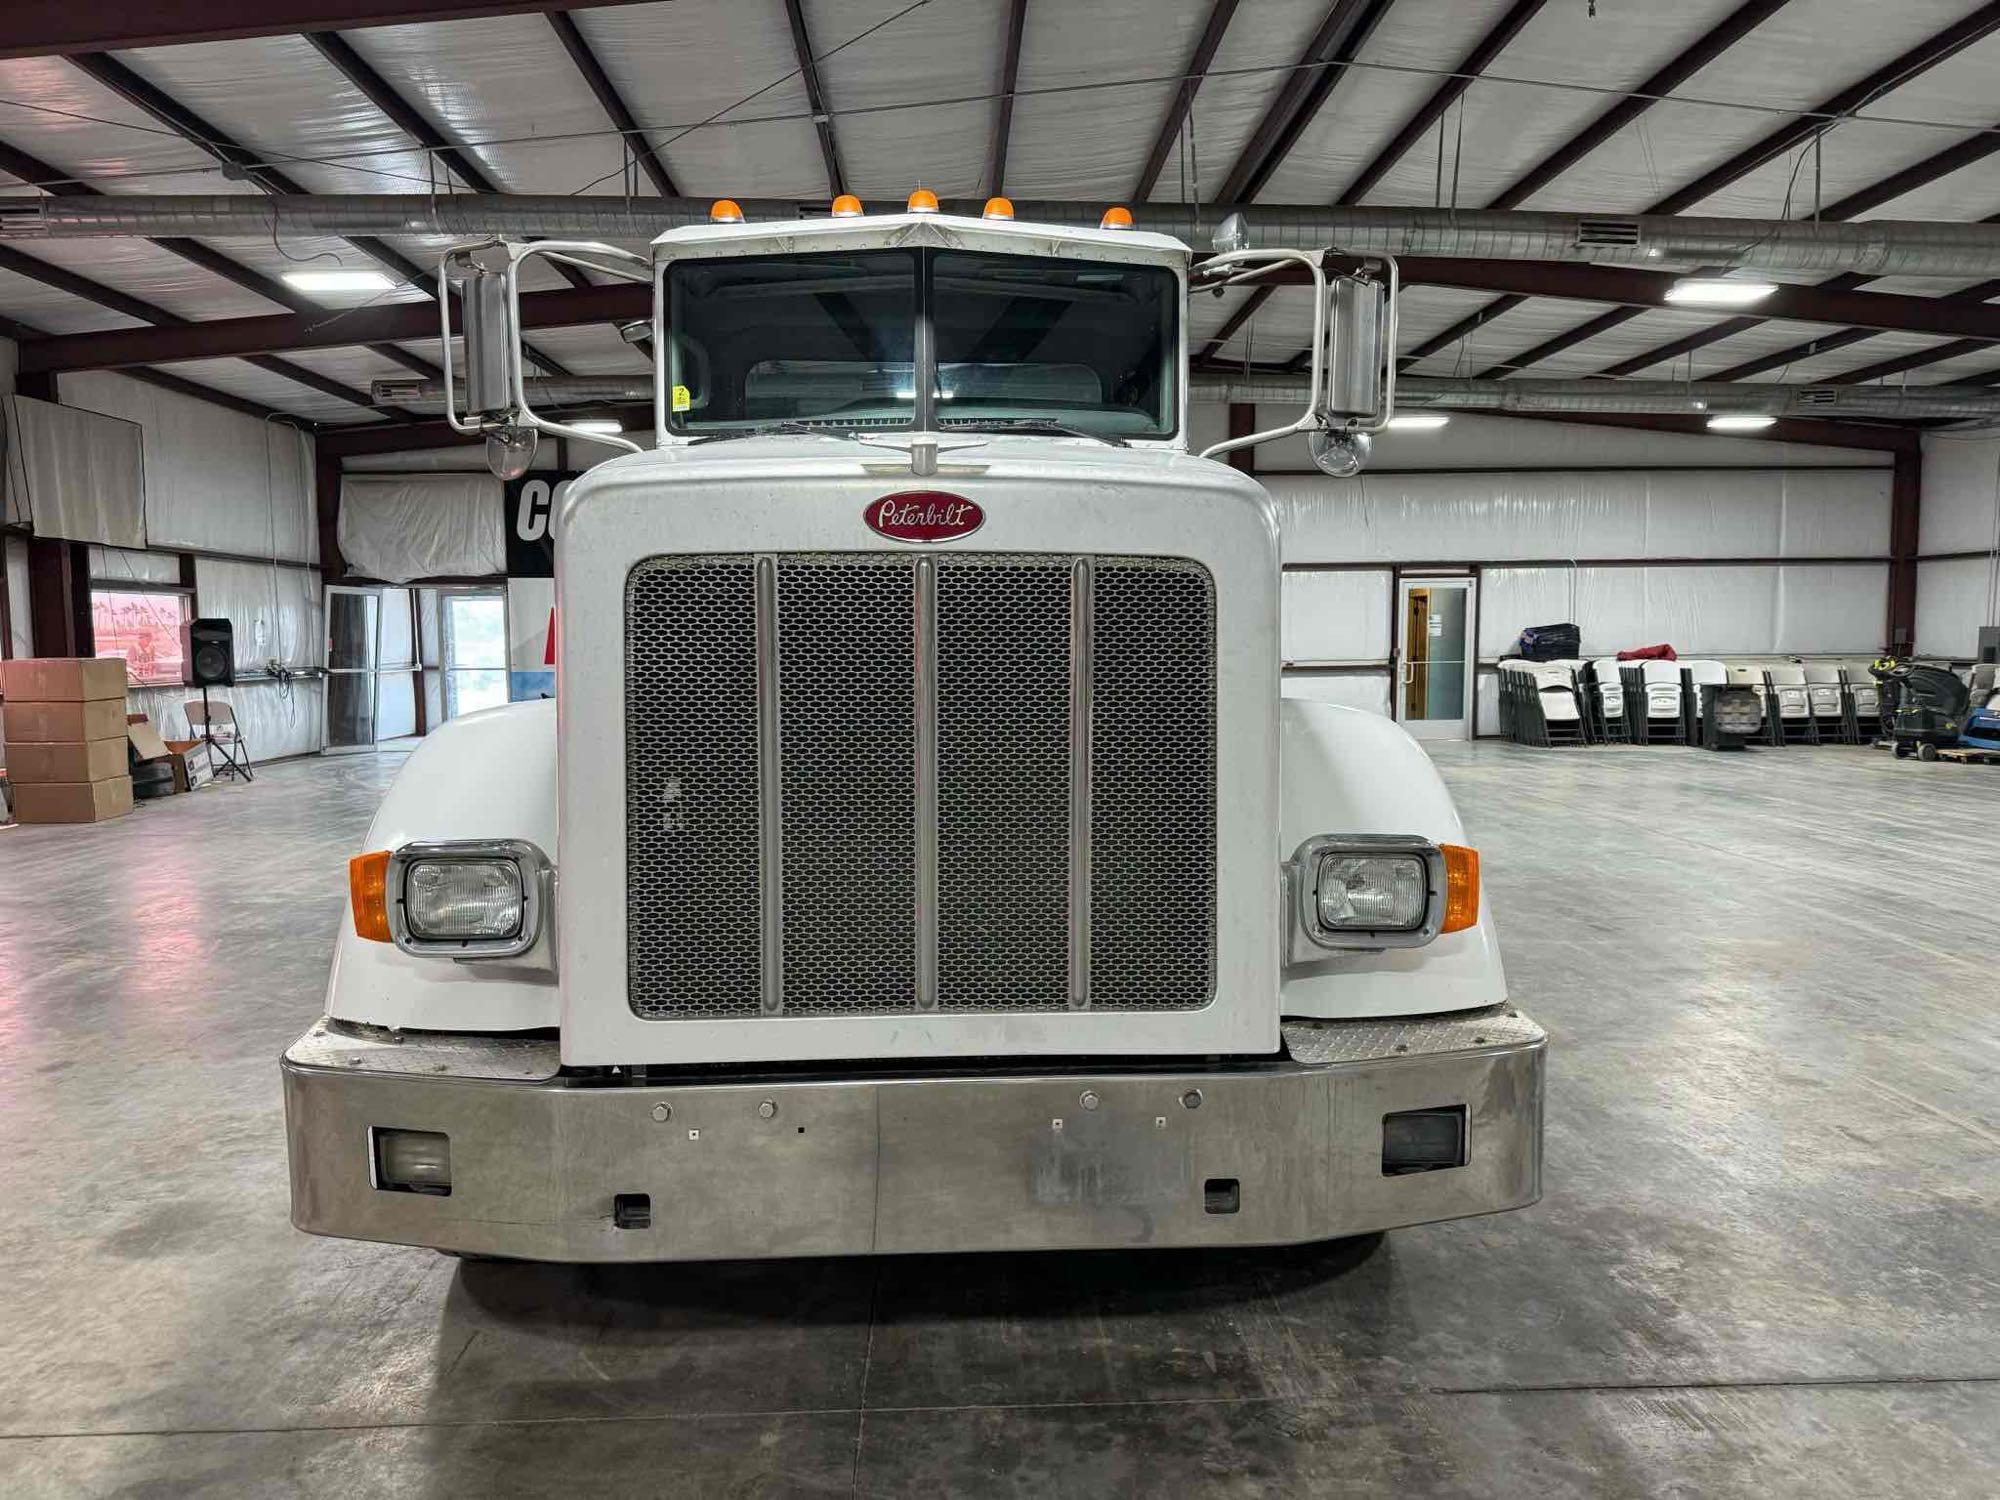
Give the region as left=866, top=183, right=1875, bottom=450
left=651, top=1103, right=672, bottom=1123
left=758, top=1099, right=778, bottom=1120
left=1181, top=1089, right=1203, bottom=1110
left=1079, top=1090, right=1100, bottom=1111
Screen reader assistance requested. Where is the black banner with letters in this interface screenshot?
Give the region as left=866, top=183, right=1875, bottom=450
left=503, top=473, right=581, bottom=578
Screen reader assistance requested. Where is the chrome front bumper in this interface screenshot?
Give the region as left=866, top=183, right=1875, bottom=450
left=282, top=1007, right=1544, bottom=1262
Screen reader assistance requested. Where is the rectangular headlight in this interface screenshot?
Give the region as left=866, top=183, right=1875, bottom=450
left=1290, top=834, right=1449, bottom=952
left=386, top=839, right=548, bottom=958
left=405, top=859, right=524, bottom=940
left=1316, top=853, right=1428, bottom=931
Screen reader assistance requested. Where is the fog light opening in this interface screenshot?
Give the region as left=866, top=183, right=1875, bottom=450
left=613, top=1193, right=652, bottom=1230
left=1203, top=1178, right=1241, bottom=1215
left=1382, top=1106, right=1466, bottom=1176
left=373, top=1128, right=452, bottom=1196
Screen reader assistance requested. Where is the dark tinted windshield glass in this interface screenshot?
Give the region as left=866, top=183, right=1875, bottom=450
left=667, top=250, right=916, bottom=432
left=665, top=247, right=1177, bottom=438
left=930, top=252, right=1176, bottom=438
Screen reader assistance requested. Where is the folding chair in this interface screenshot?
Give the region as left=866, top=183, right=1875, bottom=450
left=1761, top=663, right=1820, bottom=745
left=1585, top=658, right=1629, bottom=743
left=1841, top=660, right=1883, bottom=740
left=1621, top=660, right=1688, bottom=744
left=185, top=696, right=255, bottom=782
left=1802, top=663, right=1857, bottom=744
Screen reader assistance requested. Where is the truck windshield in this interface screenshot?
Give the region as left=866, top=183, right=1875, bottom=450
left=665, top=248, right=1177, bottom=439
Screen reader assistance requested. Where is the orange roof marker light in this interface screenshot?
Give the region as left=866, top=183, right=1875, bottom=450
left=831, top=194, right=863, bottom=218
left=907, top=187, right=940, bottom=214
left=982, top=196, right=1015, bottom=221
left=708, top=198, right=745, bottom=224
left=1099, top=205, right=1134, bottom=230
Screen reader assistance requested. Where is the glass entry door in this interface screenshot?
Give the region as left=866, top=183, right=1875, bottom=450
left=1395, top=576, right=1476, bottom=741
left=324, top=586, right=380, bottom=754
left=441, top=589, right=510, bottom=719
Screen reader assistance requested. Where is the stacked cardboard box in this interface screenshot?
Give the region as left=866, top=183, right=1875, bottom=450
left=2, top=658, right=134, bottom=823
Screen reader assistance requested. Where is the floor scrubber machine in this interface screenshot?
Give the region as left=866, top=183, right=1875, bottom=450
left=1871, top=659, right=2000, bottom=761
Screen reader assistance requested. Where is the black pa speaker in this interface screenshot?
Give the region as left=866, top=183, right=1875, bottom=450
left=188, top=617, right=234, bottom=687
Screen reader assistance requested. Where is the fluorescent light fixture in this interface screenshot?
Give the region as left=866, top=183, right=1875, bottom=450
left=280, top=268, right=394, bottom=293
left=1665, top=277, right=1777, bottom=307
left=1706, top=414, right=1778, bottom=432
left=1386, top=413, right=1451, bottom=431
left=569, top=419, right=624, bottom=435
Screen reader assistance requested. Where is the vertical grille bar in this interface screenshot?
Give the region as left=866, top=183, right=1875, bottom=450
left=755, top=555, right=784, bottom=1016
left=913, top=557, right=939, bottom=1013
left=1068, top=557, right=1094, bottom=1011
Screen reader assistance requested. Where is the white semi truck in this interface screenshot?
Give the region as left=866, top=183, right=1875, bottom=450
left=282, top=195, right=1543, bottom=1261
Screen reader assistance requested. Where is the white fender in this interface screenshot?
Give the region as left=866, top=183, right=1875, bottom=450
left=1279, top=694, right=1507, bottom=1018
left=324, top=699, right=559, bottom=1032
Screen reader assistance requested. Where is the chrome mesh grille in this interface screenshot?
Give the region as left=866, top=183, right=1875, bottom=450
left=1090, top=561, right=1217, bottom=1009
left=936, top=558, right=1072, bottom=1011
left=777, top=558, right=916, bottom=1013
left=625, top=551, right=1215, bottom=1021
left=625, top=556, right=763, bottom=1018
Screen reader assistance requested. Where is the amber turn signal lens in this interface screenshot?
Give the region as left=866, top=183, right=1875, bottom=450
left=982, top=196, right=1015, bottom=220
left=350, top=850, right=392, bottom=943
left=1439, top=844, right=1480, bottom=933
left=906, top=187, right=940, bottom=213
left=708, top=198, right=744, bottom=223
left=830, top=193, right=863, bottom=217
left=1099, top=204, right=1134, bottom=229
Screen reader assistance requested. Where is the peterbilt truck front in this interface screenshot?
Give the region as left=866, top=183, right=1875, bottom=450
left=282, top=198, right=1544, bottom=1261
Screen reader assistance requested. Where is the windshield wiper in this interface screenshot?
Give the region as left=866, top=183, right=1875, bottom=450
left=935, top=418, right=1128, bottom=448
left=690, top=420, right=842, bottom=445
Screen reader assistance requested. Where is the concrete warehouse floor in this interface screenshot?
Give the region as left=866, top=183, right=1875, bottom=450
left=1, top=741, right=1996, bottom=1498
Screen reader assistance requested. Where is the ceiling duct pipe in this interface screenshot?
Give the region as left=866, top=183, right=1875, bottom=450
left=1194, top=376, right=2000, bottom=420
left=381, top=373, right=2000, bottom=421
left=11, top=196, right=2000, bottom=277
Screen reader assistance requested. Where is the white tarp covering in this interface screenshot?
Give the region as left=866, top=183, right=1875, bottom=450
left=89, top=545, right=181, bottom=584
left=1281, top=569, right=1389, bottom=663
left=195, top=556, right=320, bottom=673
left=5, top=534, right=29, bottom=657
left=1267, top=467, right=1891, bottom=564
left=62, top=372, right=317, bottom=563
left=339, top=474, right=504, bottom=583
left=2, top=394, right=146, bottom=547
left=1478, top=563, right=1889, bottom=658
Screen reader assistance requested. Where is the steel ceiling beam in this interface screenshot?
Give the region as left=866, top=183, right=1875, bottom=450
left=30, top=252, right=2000, bottom=378
left=987, top=0, right=1028, bottom=196
left=0, top=244, right=399, bottom=416
left=66, top=50, right=574, bottom=374
left=784, top=0, right=848, bottom=199
left=1199, top=0, right=1536, bottom=363
left=1213, top=0, right=1396, bottom=206
left=19, top=281, right=651, bottom=372
left=547, top=10, right=678, bottom=197
left=1509, top=3, right=2000, bottom=381
left=0, top=133, right=440, bottom=380
left=303, top=29, right=593, bottom=296
left=2, top=2, right=659, bottom=59
left=1131, top=0, right=1239, bottom=202
left=1400, top=0, right=1795, bottom=369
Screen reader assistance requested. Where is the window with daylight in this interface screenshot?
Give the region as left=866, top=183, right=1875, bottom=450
left=91, top=588, right=191, bottom=687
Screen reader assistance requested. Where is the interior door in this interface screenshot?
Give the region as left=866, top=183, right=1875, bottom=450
left=1395, top=576, right=1475, bottom=741
left=323, top=586, right=380, bottom=754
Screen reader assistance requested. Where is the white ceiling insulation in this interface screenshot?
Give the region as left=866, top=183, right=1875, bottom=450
left=0, top=0, right=1994, bottom=426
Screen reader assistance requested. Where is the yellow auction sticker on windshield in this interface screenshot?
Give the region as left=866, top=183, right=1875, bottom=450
left=671, top=384, right=691, bottom=411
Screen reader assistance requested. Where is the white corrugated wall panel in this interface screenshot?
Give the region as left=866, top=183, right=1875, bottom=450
left=1920, top=433, right=2000, bottom=555
left=1774, top=565, right=1889, bottom=653
left=1915, top=555, right=1998, bottom=657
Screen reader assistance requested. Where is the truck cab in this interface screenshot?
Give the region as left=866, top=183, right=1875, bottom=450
left=283, top=199, right=1543, bottom=1261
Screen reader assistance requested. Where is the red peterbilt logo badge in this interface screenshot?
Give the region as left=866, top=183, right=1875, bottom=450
left=864, top=491, right=984, bottom=543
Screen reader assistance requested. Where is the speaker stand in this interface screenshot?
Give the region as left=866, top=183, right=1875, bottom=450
left=198, top=682, right=255, bottom=783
